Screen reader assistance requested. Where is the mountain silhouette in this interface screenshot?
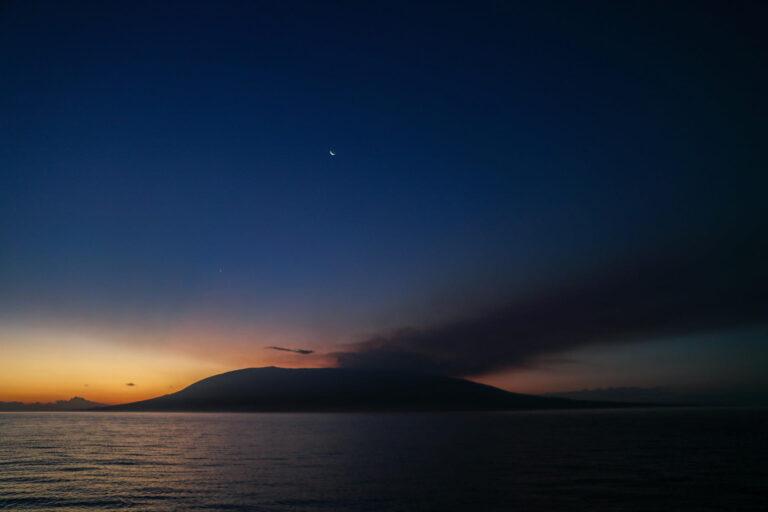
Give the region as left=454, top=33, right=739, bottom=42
left=0, top=397, right=103, bottom=411
left=99, top=367, right=616, bottom=412
left=546, top=386, right=768, bottom=406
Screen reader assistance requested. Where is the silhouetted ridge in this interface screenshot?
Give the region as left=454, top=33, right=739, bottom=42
left=0, top=397, right=103, bottom=411
left=99, top=367, right=615, bottom=412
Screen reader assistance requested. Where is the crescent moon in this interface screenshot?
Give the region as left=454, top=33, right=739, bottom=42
left=329, top=149, right=336, bottom=156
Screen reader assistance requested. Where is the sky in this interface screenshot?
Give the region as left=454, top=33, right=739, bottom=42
left=1, top=1, right=766, bottom=404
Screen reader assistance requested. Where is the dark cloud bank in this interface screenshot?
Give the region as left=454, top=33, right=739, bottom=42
left=335, top=236, right=767, bottom=377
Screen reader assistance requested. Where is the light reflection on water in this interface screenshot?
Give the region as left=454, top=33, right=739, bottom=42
left=0, top=409, right=767, bottom=511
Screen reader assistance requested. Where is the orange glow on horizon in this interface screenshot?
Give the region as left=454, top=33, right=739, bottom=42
left=0, top=322, right=579, bottom=404
left=0, top=324, right=336, bottom=404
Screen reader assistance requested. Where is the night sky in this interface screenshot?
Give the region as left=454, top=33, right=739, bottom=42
left=1, top=1, right=766, bottom=403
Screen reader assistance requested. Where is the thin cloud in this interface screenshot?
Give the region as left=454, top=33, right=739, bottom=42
left=266, top=346, right=315, bottom=355
left=125, top=382, right=136, bottom=387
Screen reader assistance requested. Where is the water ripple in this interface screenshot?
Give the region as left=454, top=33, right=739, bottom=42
left=1, top=410, right=767, bottom=511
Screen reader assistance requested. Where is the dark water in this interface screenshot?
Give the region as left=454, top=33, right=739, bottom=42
left=1, top=408, right=766, bottom=511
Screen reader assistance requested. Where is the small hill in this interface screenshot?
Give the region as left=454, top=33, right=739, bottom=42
left=0, top=397, right=103, bottom=411
left=99, top=367, right=608, bottom=412
left=546, top=386, right=768, bottom=406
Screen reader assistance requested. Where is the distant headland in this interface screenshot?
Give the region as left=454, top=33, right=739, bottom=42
left=0, top=397, right=103, bottom=412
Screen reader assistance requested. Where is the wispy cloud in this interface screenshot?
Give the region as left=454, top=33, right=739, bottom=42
left=266, top=346, right=315, bottom=355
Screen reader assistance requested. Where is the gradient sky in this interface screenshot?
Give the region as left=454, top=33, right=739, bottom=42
left=1, top=1, right=766, bottom=403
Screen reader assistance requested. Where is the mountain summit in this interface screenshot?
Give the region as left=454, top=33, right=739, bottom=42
left=99, top=367, right=602, bottom=412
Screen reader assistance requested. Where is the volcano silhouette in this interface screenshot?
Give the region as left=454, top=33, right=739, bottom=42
left=99, top=367, right=611, bottom=412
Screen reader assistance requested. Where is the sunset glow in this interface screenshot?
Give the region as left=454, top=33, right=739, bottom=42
left=1, top=0, right=765, bottom=407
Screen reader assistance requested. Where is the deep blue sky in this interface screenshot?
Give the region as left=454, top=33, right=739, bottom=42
left=1, top=1, right=766, bottom=398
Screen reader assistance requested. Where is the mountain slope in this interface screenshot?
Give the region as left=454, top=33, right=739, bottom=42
left=99, top=367, right=605, bottom=412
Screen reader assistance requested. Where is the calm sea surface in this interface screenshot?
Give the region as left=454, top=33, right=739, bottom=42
left=1, top=408, right=766, bottom=511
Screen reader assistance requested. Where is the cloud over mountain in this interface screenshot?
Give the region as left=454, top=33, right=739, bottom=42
left=336, top=236, right=767, bottom=377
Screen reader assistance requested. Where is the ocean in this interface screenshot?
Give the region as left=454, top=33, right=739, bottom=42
left=1, top=408, right=766, bottom=511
